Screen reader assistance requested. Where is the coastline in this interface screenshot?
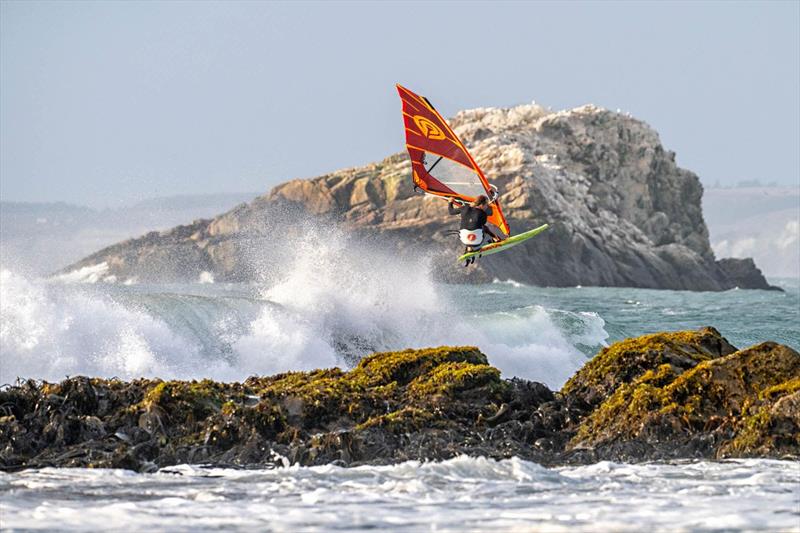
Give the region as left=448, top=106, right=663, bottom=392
left=3, top=327, right=797, bottom=473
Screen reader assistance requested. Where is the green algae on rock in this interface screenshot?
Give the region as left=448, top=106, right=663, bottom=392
left=1, top=330, right=797, bottom=473
left=720, top=374, right=800, bottom=457
left=567, top=340, right=800, bottom=461
left=0, top=346, right=518, bottom=472
left=561, top=326, right=738, bottom=408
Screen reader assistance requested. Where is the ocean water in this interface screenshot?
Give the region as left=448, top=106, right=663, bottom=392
left=1, top=230, right=799, bottom=531
left=0, top=269, right=797, bottom=388
left=1, top=457, right=798, bottom=531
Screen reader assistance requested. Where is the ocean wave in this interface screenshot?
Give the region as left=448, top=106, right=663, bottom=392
left=237, top=225, right=603, bottom=387
left=0, top=269, right=212, bottom=382
left=0, top=228, right=605, bottom=386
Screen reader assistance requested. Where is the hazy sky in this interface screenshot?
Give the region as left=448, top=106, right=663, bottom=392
left=2, top=0, right=798, bottom=207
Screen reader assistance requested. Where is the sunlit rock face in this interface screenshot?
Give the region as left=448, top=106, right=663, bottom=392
left=60, top=102, right=775, bottom=290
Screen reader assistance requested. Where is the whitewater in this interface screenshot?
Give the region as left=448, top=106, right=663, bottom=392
left=2, top=228, right=799, bottom=531
left=0, top=226, right=614, bottom=388
left=0, top=457, right=796, bottom=531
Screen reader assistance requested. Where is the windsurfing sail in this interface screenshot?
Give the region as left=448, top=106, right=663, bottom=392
left=396, top=84, right=510, bottom=237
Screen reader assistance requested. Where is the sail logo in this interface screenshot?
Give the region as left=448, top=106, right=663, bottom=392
left=413, top=116, right=446, bottom=140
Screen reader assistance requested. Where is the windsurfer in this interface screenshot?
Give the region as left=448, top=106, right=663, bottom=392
left=449, top=195, right=501, bottom=265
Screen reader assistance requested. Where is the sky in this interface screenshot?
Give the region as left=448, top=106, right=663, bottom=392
left=1, top=0, right=799, bottom=208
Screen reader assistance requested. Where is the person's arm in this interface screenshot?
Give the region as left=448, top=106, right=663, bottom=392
left=448, top=201, right=462, bottom=215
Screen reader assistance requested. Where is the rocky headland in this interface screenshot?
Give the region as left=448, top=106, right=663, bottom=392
left=2, top=327, right=797, bottom=472
left=60, top=103, right=777, bottom=291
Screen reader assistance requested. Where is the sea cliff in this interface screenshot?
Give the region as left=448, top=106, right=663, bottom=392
left=2, top=327, right=796, bottom=472
left=60, top=104, right=776, bottom=291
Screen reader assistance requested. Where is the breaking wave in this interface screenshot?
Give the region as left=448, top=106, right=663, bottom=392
left=0, top=226, right=607, bottom=387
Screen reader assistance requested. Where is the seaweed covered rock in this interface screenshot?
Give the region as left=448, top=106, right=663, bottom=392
left=1, top=330, right=797, bottom=472
left=721, top=377, right=800, bottom=457
left=561, top=326, right=737, bottom=408
left=0, top=347, right=550, bottom=472
left=567, top=341, right=800, bottom=461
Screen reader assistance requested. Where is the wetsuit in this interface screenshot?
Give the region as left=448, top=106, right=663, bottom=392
left=448, top=203, right=492, bottom=230
left=449, top=202, right=500, bottom=259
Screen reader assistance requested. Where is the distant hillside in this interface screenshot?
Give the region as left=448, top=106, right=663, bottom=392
left=58, top=102, right=776, bottom=291
left=0, top=193, right=256, bottom=275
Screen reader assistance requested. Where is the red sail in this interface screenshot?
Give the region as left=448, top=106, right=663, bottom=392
left=396, top=84, right=510, bottom=237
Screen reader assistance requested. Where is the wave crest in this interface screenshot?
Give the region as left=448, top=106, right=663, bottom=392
left=1, top=227, right=606, bottom=386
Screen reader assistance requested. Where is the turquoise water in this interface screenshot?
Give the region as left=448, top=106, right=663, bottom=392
left=445, top=277, right=800, bottom=351
left=1, top=268, right=797, bottom=386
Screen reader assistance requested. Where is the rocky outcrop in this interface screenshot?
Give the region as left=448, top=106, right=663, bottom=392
left=565, top=328, right=799, bottom=461
left=561, top=327, right=739, bottom=409
left=1, top=328, right=796, bottom=472
left=59, top=103, right=776, bottom=290
left=0, top=347, right=557, bottom=471
left=716, top=257, right=781, bottom=291
left=56, top=105, right=780, bottom=290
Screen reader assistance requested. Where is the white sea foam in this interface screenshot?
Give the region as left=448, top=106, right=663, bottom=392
left=198, top=271, right=215, bottom=284
left=52, top=262, right=112, bottom=284
left=0, top=224, right=606, bottom=385
left=0, top=226, right=603, bottom=387
left=232, top=225, right=601, bottom=387
left=1, top=457, right=796, bottom=531
left=492, top=277, right=525, bottom=288
left=0, top=269, right=212, bottom=382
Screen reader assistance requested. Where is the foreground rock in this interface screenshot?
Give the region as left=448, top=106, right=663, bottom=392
left=1, top=328, right=796, bottom=472
left=564, top=328, right=799, bottom=462
left=60, top=104, right=776, bottom=290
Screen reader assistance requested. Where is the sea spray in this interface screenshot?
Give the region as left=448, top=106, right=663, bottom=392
left=0, top=224, right=606, bottom=386
left=239, top=222, right=442, bottom=366
left=0, top=269, right=204, bottom=381
left=237, top=223, right=602, bottom=387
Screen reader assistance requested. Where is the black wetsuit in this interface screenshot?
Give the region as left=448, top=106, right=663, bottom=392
left=448, top=203, right=492, bottom=230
